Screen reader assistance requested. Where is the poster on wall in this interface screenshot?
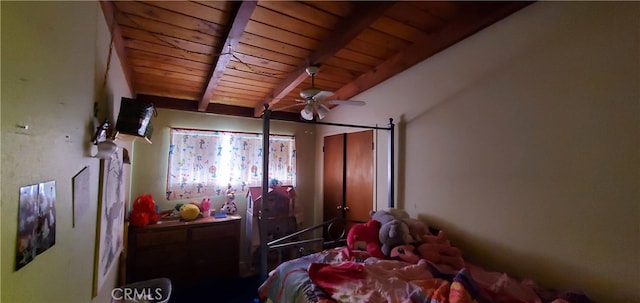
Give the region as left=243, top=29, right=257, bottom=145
left=15, top=181, right=57, bottom=270
left=72, top=166, right=90, bottom=227
left=93, top=148, right=125, bottom=296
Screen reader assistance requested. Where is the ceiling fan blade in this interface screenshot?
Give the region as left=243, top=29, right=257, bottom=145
left=272, top=102, right=306, bottom=111
left=327, top=99, right=366, bottom=106
left=313, top=90, right=334, bottom=102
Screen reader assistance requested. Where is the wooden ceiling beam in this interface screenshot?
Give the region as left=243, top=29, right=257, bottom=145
left=139, top=94, right=301, bottom=121
left=198, top=0, right=258, bottom=112
left=99, top=0, right=136, bottom=95
left=330, top=2, right=532, bottom=102
left=254, top=1, right=396, bottom=116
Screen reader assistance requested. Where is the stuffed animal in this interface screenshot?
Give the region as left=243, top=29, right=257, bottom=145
left=389, top=244, right=421, bottom=263
left=416, top=242, right=464, bottom=270
left=129, top=194, right=159, bottom=227
left=220, top=185, right=238, bottom=214
left=346, top=219, right=385, bottom=259
left=371, top=209, right=413, bottom=256
left=179, top=203, right=200, bottom=221
left=390, top=230, right=465, bottom=271
left=371, top=208, right=433, bottom=244
left=378, top=219, right=410, bottom=256
left=423, top=230, right=451, bottom=245
left=200, top=197, right=211, bottom=217
left=406, top=219, right=431, bottom=242
left=390, top=243, right=464, bottom=270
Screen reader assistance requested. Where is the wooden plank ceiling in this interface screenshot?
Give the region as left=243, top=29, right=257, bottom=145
left=101, top=1, right=531, bottom=121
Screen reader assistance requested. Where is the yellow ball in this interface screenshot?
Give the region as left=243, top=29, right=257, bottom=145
left=179, top=204, right=200, bottom=221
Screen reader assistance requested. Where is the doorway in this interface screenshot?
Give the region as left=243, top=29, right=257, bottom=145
left=322, top=130, right=374, bottom=241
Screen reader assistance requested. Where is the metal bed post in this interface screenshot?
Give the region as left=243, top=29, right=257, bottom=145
left=258, top=115, right=397, bottom=281
left=260, top=104, right=271, bottom=282
left=388, top=118, right=395, bottom=208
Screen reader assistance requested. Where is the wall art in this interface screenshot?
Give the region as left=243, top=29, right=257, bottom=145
left=72, top=166, right=90, bottom=227
left=93, top=148, right=125, bottom=296
left=15, top=180, right=56, bottom=270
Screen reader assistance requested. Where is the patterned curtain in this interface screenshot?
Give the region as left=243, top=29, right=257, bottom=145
left=166, top=128, right=296, bottom=200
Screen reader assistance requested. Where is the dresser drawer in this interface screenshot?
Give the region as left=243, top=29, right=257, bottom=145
left=135, top=245, right=188, bottom=267
left=136, top=229, right=188, bottom=248
left=126, top=216, right=241, bottom=284
left=190, top=239, right=237, bottom=259
left=190, top=222, right=239, bottom=241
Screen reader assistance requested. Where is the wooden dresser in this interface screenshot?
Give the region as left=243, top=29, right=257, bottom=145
left=126, top=216, right=241, bottom=285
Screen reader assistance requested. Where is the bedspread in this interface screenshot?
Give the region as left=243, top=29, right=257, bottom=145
left=258, top=247, right=354, bottom=303
left=258, top=247, right=492, bottom=303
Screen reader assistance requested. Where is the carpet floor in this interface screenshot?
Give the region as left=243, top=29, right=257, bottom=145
left=169, top=274, right=262, bottom=303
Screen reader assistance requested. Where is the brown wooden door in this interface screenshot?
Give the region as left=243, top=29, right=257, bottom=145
left=345, top=130, right=373, bottom=224
left=323, top=133, right=345, bottom=240
left=323, top=130, right=373, bottom=241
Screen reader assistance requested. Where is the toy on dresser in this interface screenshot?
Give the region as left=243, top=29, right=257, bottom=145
left=200, top=197, right=211, bottom=217
left=129, top=194, right=159, bottom=227
left=221, top=185, right=238, bottom=214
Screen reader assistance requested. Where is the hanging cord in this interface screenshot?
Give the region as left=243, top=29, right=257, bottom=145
left=230, top=52, right=287, bottom=77
left=92, top=18, right=117, bottom=141
left=95, top=2, right=119, bottom=119
left=119, top=12, right=287, bottom=77
left=101, top=36, right=114, bottom=107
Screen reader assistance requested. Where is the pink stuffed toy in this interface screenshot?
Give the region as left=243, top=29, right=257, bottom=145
left=390, top=230, right=464, bottom=271
left=416, top=242, right=464, bottom=270
left=389, top=244, right=421, bottom=263
left=346, top=220, right=385, bottom=259
left=406, top=219, right=431, bottom=242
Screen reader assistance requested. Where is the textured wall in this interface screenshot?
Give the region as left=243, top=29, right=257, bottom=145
left=2, top=2, right=131, bottom=302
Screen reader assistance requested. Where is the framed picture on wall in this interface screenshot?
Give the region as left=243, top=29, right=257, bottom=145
left=72, top=166, right=90, bottom=227
left=15, top=181, right=56, bottom=270
left=92, top=148, right=125, bottom=296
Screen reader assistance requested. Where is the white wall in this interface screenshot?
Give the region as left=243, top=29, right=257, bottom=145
left=320, top=2, right=639, bottom=302
left=2, top=2, right=132, bottom=302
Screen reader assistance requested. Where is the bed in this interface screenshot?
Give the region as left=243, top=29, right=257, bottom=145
left=257, top=237, right=592, bottom=303
left=258, top=246, right=478, bottom=303
left=256, top=105, right=397, bottom=279
left=257, top=108, right=591, bottom=303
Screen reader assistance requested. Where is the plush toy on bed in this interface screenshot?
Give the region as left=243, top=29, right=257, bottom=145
left=371, top=209, right=415, bottom=256
left=390, top=230, right=465, bottom=271
left=375, top=208, right=434, bottom=240
left=346, top=219, right=385, bottom=259
left=378, top=219, right=411, bottom=256
left=406, top=218, right=432, bottom=242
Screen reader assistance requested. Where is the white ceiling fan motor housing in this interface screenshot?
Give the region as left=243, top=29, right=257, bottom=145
left=300, top=88, right=321, bottom=99
left=300, top=66, right=322, bottom=99
left=305, top=66, right=319, bottom=76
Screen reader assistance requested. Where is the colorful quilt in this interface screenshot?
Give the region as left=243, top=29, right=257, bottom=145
left=258, top=246, right=592, bottom=303
left=258, top=247, right=493, bottom=303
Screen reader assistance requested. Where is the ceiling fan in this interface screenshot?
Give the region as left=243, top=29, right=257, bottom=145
left=276, top=66, right=365, bottom=120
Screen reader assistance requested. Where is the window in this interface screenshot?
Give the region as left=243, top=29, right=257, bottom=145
left=166, top=128, right=296, bottom=200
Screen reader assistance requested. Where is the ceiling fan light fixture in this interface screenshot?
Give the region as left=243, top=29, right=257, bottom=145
left=301, top=104, right=314, bottom=120
left=316, top=104, right=330, bottom=120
